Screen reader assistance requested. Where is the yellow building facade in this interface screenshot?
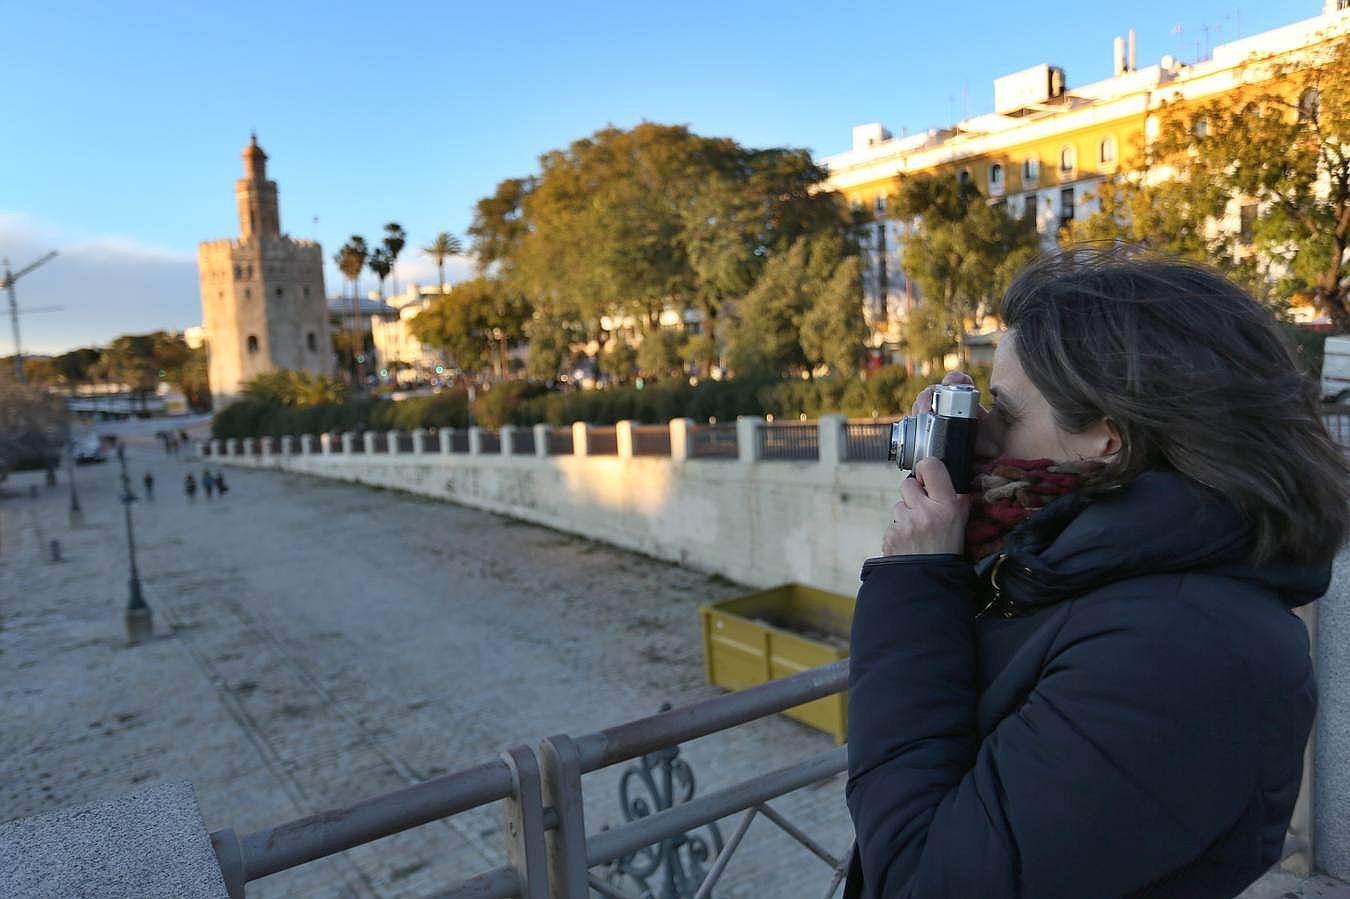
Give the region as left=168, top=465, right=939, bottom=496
left=823, top=1, right=1350, bottom=355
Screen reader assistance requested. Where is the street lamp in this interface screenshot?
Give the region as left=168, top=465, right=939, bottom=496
left=116, top=444, right=153, bottom=643
left=67, top=439, right=83, bottom=527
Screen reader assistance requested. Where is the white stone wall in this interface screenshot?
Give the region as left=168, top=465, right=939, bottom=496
left=220, top=444, right=898, bottom=596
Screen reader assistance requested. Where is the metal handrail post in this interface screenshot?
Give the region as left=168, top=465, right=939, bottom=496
left=502, top=746, right=549, bottom=899
left=539, top=734, right=589, bottom=898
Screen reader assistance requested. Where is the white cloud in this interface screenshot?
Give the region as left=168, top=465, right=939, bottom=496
left=0, top=211, right=200, bottom=355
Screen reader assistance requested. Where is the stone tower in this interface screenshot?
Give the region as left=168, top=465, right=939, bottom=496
left=197, top=134, right=329, bottom=404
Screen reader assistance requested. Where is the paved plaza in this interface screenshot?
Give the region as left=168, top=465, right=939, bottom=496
left=0, top=436, right=852, bottom=898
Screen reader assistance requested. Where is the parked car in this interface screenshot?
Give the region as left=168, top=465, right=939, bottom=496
left=1322, top=335, right=1350, bottom=404
left=72, top=434, right=107, bottom=464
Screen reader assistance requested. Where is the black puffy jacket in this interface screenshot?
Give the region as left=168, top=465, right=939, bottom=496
left=845, top=471, right=1326, bottom=899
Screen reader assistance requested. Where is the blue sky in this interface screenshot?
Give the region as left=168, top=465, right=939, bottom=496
left=2, top=0, right=1315, bottom=354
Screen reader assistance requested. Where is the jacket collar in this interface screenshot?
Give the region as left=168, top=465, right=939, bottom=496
left=977, top=470, right=1330, bottom=613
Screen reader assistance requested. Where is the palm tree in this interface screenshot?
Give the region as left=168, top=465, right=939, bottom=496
left=368, top=248, right=392, bottom=300
left=383, top=222, right=406, bottom=296
left=421, top=232, right=462, bottom=294
left=337, top=236, right=368, bottom=387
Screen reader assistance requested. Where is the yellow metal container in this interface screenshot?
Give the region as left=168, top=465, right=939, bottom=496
left=700, top=584, right=853, bottom=743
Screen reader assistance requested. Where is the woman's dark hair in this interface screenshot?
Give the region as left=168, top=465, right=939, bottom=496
left=1001, top=245, right=1350, bottom=564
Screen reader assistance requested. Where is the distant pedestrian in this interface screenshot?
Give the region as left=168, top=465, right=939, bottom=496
left=203, top=470, right=215, bottom=500
left=184, top=473, right=197, bottom=502
left=143, top=471, right=155, bottom=501
left=214, top=470, right=229, bottom=497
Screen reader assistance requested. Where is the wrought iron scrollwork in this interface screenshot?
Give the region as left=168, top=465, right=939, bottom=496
left=601, top=709, right=724, bottom=899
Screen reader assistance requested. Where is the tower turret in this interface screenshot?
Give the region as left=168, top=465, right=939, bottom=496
left=236, top=133, right=280, bottom=241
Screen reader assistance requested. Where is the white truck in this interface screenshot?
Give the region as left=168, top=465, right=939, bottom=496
left=1322, top=335, right=1350, bottom=403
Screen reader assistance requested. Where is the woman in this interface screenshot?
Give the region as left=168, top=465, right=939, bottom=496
left=845, top=248, right=1349, bottom=899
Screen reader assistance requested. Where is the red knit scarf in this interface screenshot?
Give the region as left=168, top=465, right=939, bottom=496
left=964, top=458, right=1102, bottom=561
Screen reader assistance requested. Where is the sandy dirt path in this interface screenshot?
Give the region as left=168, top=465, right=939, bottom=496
left=1, top=435, right=852, bottom=898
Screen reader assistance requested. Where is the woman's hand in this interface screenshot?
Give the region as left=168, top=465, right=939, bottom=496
left=881, top=457, right=974, bottom=556
left=881, top=371, right=980, bottom=557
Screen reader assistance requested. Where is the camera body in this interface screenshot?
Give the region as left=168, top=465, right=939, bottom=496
left=888, top=384, right=981, bottom=493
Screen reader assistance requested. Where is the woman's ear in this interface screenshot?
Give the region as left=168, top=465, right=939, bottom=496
left=1095, top=417, right=1123, bottom=463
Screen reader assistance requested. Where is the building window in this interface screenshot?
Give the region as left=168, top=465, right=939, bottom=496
left=1194, top=118, right=1210, bottom=138
left=874, top=195, right=887, bottom=213
left=989, top=164, right=1003, bottom=188
left=1023, top=157, right=1039, bottom=182
left=1239, top=202, right=1258, bottom=245
left=1024, top=194, right=1039, bottom=228
left=958, top=169, right=972, bottom=187
left=303, top=286, right=311, bottom=297
left=275, top=286, right=284, bottom=298
left=1299, top=88, right=1321, bottom=123
left=1059, top=145, right=1076, bottom=174
left=1099, top=137, right=1117, bottom=164
left=247, top=335, right=259, bottom=354
left=234, top=265, right=242, bottom=280
left=307, top=331, right=318, bottom=352
left=1059, top=188, right=1075, bottom=228
left=244, top=288, right=251, bottom=300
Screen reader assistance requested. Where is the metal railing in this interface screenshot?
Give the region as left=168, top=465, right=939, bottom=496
left=512, top=429, right=537, bottom=455
left=371, top=432, right=389, bottom=454
left=688, top=424, right=738, bottom=459
left=758, top=423, right=819, bottom=461
left=588, top=426, right=619, bottom=456
left=424, top=430, right=442, bottom=453
left=547, top=428, right=574, bottom=456
left=844, top=422, right=893, bottom=462
left=209, top=661, right=850, bottom=899
left=632, top=425, right=671, bottom=457
left=449, top=429, right=470, bottom=453
left=397, top=432, right=415, bottom=453
left=480, top=430, right=502, bottom=454
left=327, top=433, right=345, bottom=454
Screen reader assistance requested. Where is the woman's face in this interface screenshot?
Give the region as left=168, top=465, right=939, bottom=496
left=976, top=332, right=1120, bottom=466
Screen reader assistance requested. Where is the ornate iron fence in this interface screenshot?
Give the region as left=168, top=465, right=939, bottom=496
left=397, top=432, right=415, bottom=453
left=371, top=432, right=389, bottom=453
left=424, top=430, right=442, bottom=453
left=688, top=424, right=738, bottom=459
left=588, top=426, right=619, bottom=456
left=632, top=425, right=672, bottom=457
left=843, top=422, right=893, bottom=462
left=513, top=429, right=537, bottom=456
left=548, top=428, right=575, bottom=456
left=209, top=661, right=851, bottom=899
left=480, top=430, right=502, bottom=454
left=449, top=429, right=470, bottom=454
left=757, top=424, right=819, bottom=461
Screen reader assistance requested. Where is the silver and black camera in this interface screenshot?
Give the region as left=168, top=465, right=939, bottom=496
left=888, top=383, right=981, bottom=492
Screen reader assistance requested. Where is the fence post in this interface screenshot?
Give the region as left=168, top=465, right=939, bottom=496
left=320, top=433, right=333, bottom=455
left=387, top=429, right=401, bottom=455
left=572, top=422, right=590, bottom=458
left=669, top=418, right=693, bottom=463
left=818, top=415, right=846, bottom=467
left=501, top=425, right=516, bottom=456
left=341, top=432, right=356, bottom=454
left=533, top=424, right=550, bottom=459
left=539, top=734, right=590, bottom=898
left=469, top=426, right=483, bottom=456
left=228, top=438, right=242, bottom=458
left=736, top=416, right=764, bottom=464
left=412, top=428, right=426, bottom=455
left=280, top=435, right=294, bottom=458
left=363, top=431, right=378, bottom=455
left=210, top=439, right=223, bottom=458
left=615, top=420, right=635, bottom=460
left=499, top=746, right=549, bottom=899
left=440, top=428, right=455, bottom=456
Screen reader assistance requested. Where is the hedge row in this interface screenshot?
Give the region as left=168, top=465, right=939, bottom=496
left=211, top=366, right=992, bottom=440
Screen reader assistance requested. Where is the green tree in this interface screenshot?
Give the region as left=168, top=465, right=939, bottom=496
left=0, top=370, right=68, bottom=479
left=725, top=233, right=864, bottom=376
left=382, top=222, right=406, bottom=294
left=892, top=172, right=1040, bottom=365
left=421, top=231, right=463, bottom=293
left=335, top=236, right=369, bottom=385
left=52, top=348, right=102, bottom=390
left=368, top=247, right=393, bottom=300
left=1073, top=35, right=1350, bottom=327
left=600, top=340, right=639, bottom=384
left=523, top=308, right=583, bottom=382
left=411, top=277, right=531, bottom=380
left=636, top=329, right=684, bottom=379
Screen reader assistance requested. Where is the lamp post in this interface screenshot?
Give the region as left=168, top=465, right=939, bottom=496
left=67, top=439, right=83, bottom=527
left=116, top=444, right=153, bottom=643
